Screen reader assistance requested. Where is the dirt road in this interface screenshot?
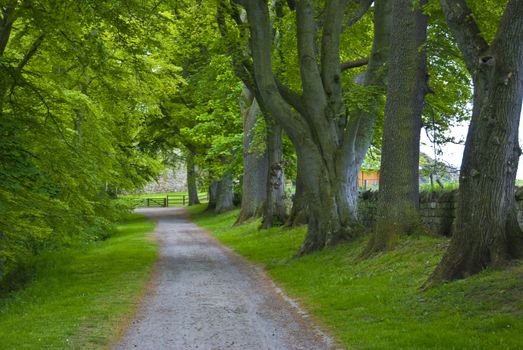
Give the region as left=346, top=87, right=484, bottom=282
left=113, top=207, right=334, bottom=350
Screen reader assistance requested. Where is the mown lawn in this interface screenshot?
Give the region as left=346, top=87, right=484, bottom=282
left=188, top=205, right=523, bottom=350
left=0, top=214, right=157, bottom=349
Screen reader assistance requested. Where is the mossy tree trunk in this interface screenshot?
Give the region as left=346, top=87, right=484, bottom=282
left=287, top=162, right=308, bottom=227
left=215, top=173, right=235, bottom=214
left=364, top=0, right=428, bottom=256
left=261, top=117, right=287, bottom=228
left=240, top=0, right=391, bottom=254
left=236, top=86, right=268, bottom=224
left=186, top=150, right=200, bottom=206
left=428, top=0, right=523, bottom=284
left=207, top=180, right=219, bottom=211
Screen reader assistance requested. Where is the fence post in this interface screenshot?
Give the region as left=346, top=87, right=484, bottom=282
left=147, top=198, right=150, bottom=207
left=164, top=197, right=167, bottom=207
left=167, top=195, right=169, bottom=207
left=183, top=195, right=186, bottom=206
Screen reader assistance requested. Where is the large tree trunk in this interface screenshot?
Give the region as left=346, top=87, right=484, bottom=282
left=241, top=0, right=391, bottom=254
left=365, top=0, right=428, bottom=255
left=207, top=180, right=219, bottom=211
left=261, top=118, right=287, bottom=228
left=236, top=86, right=268, bottom=224
left=286, top=161, right=308, bottom=227
left=297, top=145, right=360, bottom=254
left=429, top=0, right=523, bottom=283
left=215, top=173, right=235, bottom=213
left=186, top=151, right=200, bottom=206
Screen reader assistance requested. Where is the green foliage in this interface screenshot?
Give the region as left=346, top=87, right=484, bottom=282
left=189, top=205, right=523, bottom=350
left=0, top=213, right=157, bottom=348
left=0, top=0, right=177, bottom=281
left=142, top=3, right=244, bottom=183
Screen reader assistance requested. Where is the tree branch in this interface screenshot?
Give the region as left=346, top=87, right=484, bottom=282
left=490, top=0, right=523, bottom=63
left=274, top=77, right=306, bottom=115
left=341, top=57, right=369, bottom=71
left=296, top=0, right=325, bottom=103
left=0, top=4, right=15, bottom=56
left=241, top=0, right=312, bottom=146
left=439, top=0, right=489, bottom=73
left=17, top=34, right=44, bottom=72
left=344, top=0, right=373, bottom=29
left=321, top=0, right=348, bottom=99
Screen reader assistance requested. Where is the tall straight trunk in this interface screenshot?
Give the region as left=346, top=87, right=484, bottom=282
left=241, top=0, right=391, bottom=254
left=261, top=117, right=287, bottom=228
left=186, top=151, right=200, bottom=206
left=207, top=180, right=219, bottom=211
left=215, top=173, right=235, bottom=213
left=365, top=0, right=428, bottom=255
left=287, top=161, right=308, bottom=227
left=428, top=0, right=523, bottom=283
left=236, top=86, right=268, bottom=224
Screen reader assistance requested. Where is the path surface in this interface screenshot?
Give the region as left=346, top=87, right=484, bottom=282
left=114, top=207, right=334, bottom=350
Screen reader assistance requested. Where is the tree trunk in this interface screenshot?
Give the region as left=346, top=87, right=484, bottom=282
left=428, top=0, right=523, bottom=283
left=186, top=151, right=200, bottom=206
left=215, top=173, right=235, bottom=213
left=207, top=180, right=219, bottom=211
left=261, top=117, right=287, bottom=228
left=297, top=144, right=361, bottom=254
left=286, top=161, right=308, bottom=227
left=364, top=0, right=428, bottom=255
left=241, top=0, right=391, bottom=254
left=236, top=86, right=268, bottom=224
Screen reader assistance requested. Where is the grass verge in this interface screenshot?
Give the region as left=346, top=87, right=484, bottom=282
left=0, top=213, right=157, bottom=349
left=188, top=204, right=523, bottom=350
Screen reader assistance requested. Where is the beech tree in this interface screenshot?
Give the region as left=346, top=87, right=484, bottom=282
left=429, top=0, right=523, bottom=283
left=0, top=0, right=173, bottom=280
left=236, top=86, right=268, bottom=223
left=365, top=0, right=429, bottom=254
left=216, top=3, right=288, bottom=226
left=237, top=0, right=391, bottom=253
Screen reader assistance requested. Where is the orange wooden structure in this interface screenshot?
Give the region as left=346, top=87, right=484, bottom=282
left=359, top=170, right=380, bottom=189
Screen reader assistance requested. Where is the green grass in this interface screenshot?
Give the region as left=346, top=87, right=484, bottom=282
left=0, top=214, right=158, bottom=350
left=188, top=204, right=523, bottom=350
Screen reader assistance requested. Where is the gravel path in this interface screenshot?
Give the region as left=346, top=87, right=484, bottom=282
left=113, top=207, right=335, bottom=350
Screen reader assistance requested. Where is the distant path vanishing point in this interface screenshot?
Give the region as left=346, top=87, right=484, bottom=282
left=113, top=207, right=335, bottom=350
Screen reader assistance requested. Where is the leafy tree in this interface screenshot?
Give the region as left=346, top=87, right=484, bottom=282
left=236, top=0, right=391, bottom=254
left=428, top=0, right=523, bottom=283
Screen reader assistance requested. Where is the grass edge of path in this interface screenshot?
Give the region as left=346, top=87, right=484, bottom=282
left=187, top=204, right=523, bottom=350
left=0, top=213, right=158, bottom=350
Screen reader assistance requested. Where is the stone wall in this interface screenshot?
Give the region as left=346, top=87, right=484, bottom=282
left=138, top=167, right=187, bottom=194
left=357, top=188, right=523, bottom=236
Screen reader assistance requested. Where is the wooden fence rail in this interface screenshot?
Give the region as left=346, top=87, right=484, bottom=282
left=124, top=192, right=209, bottom=208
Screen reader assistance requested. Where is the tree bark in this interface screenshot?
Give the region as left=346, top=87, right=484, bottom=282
left=236, top=86, right=268, bottom=224
left=215, top=173, right=235, bottom=213
left=261, top=117, right=287, bottom=228
left=428, top=0, right=523, bottom=284
left=186, top=150, right=200, bottom=206
left=240, top=0, right=391, bottom=254
left=364, top=0, right=428, bottom=255
left=207, top=180, right=219, bottom=211
left=286, top=161, right=308, bottom=227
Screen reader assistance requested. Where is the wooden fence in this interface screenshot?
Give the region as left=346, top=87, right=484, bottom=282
left=124, top=192, right=209, bottom=208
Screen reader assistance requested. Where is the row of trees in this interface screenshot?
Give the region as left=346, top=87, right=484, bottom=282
left=169, top=0, right=522, bottom=285
left=1, top=0, right=521, bottom=287
left=0, top=0, right=184, bottom=283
